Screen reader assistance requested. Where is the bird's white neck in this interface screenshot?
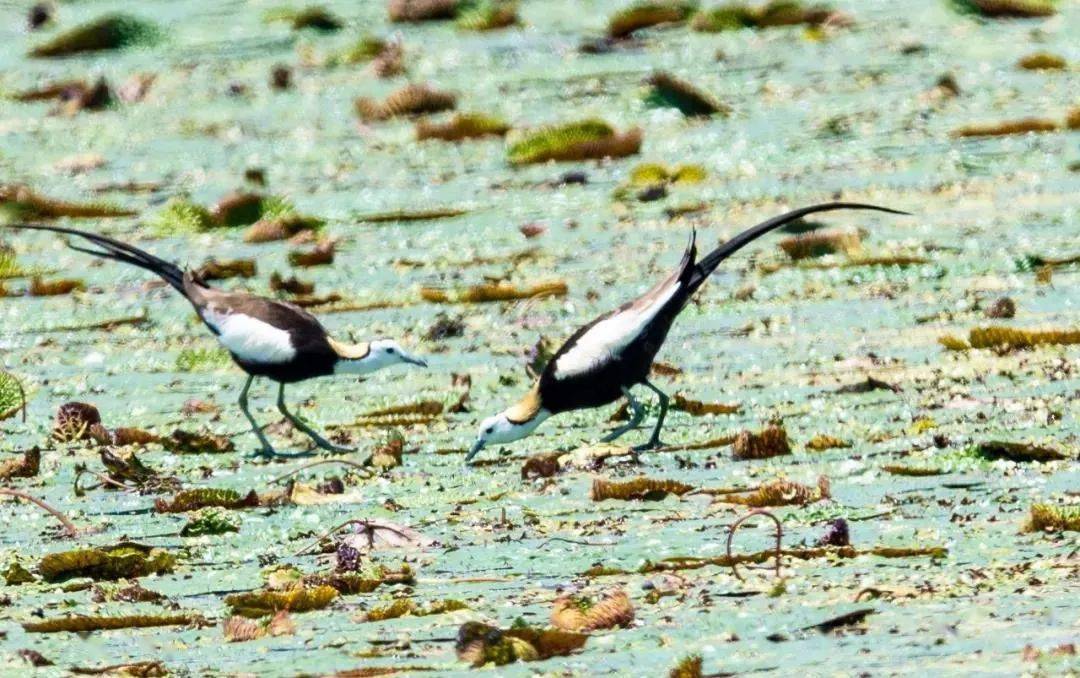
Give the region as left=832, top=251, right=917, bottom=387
left=334, top=353, right=392, bottom=375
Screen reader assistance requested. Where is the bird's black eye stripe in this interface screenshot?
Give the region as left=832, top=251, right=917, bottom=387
left=387, top=348, right=395, bottom=353
left=485, top=427, right=493, bottom=434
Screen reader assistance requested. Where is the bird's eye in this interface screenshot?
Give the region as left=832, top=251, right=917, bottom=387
left=387, top=348, right=395, bottom=354
left=485, top=427, right=493, bottom=434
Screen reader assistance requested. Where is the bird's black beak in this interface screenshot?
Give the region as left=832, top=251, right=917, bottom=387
left=465, top=439, right=484, bottom=463
left=407, top=356, right=428, bottom=368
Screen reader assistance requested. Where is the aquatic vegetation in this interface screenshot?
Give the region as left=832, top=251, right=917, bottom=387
left=420, top=280, right=568, bottom=303
left=507, top=119, right=642, bottom=164
left=360, top=597, right=468, bottom=621
left=356, top=206, right=470, bottom=222
left=948, top=0, right=1058, bottom=18
left=163, top=429, right=236, bottom=454
left=967, top=326, right=1080, bottom=350
left=25, top=614, right=201, bottom=634
left=671, top=394, right=740, bottom=415
left=1024, top=503, right=1079, bottom=533
left=265, top=5, right=344, bottom=31
left=355, top=83, right=457, bottom=121
left=716, top=476, right=830, bottom=507
left=551, top=589, right=634, bottom=631
left=805, top=434, right=850, bottom=451
left=38, top=543, right=176, bottom=582
left=1017, top=52, right=1066, bottom=70
left=972, top=441, right=1069, bottom=462
left=691, top=1, right=837, bottom=31
left=883, top=464, right=945, bottom=476
left=388, top=0, right=460, bottom=22
left=0, top=371, right=28, bottom=422
left=591, top=477, right=696, bottom=501
left=457, top=1, right=519, bottom=30
left=181, top=507, right=242, bottom=536
left=244, top=214, right=323, bottom=243
left=456, top=622, right=588, bottom=667
left=416, top=113, right=510, bottom=141
left=176, top=347, right=235, bottom=372
left=669, top=655, right=704, bottom=678
left=644, top=72, right=729, bottom=117
left=0, top=184, right=135, bottom=221
left=952, top=118, right=1060, bottom=138
left=306, top=566, right=414, bottom=594
left=154, top=488, right=258, bottom=513
left=195, top=258, right=257, bottom=280
left=732, top=424, right=791, bottom=459
left=607, top=1, right=696, bottom=39
left=150, top=197, right=214, bottom=234
left=28, top=14, right=162, bottom=57
left=27, top=277, right=85, bottom=296
left=226, top=585, right=339, bottom=618
left=0, top=447, right=39, bottom=479
left=778, top=230, right=862, bottom=259
left=224, top=610, right=295, bottom=641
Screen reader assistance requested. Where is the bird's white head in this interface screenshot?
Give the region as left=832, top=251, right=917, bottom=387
left=466, top=385, right=550, bottom=463
left=332, top=338, right=427, bottom=375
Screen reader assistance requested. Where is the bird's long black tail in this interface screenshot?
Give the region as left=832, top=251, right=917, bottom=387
left=5, top=223, right=187, bottom=294
left=687, top=202, right=909, bottom=291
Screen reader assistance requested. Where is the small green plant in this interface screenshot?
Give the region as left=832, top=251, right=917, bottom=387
left=176, top=347, right=234, bottom=372
left=29, top=14, right=162, bottom=57
left=181, top=507, right=241, bottom=536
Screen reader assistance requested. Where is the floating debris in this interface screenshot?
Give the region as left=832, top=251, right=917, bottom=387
left=691, top=1, right=839, bottom=32
left=669, top=655, right=704, bottom=678
left=360, top=597, right=468, bottom=622
left=644, top=72, right=729, bottom=117
left=0, top=448, right=39, bottom=480
left=591, top=477, right=695, bottom=501
left=388, top=0, right=460, bottom=22
left=28, top=14, right=161, bottom=57
left=289, top=241, right=336, bottom=267
left=732, top=424, right=791, bottom=460
left=24, top=614, right=201, bottom=634
left=163, top=429, right=235, bottom=454
left=357, top=206, right=469, bottom=223
left=270, top=272, right=315, bottom=295
left=949, top=0, right=1057, bottom=18
left=779, top=230, right=862, bottom=259
left=985, top=296, right=1016, bottom=319
left=181, top=507, right=241, bottom=536
left=355, top=83, right=457, bottom=121
left=176, top=347, right=234, bottom=372
left=420, top=280, right=567, bottom=303
left=224, top=610, right=295, bottom=642
left=457, top=1, right=519, bottom=30
left=1023, top=503, right=1079, bottom=533
left=608, top=1, right=695, bottom=38
left=507, top=120, right=642, bottom=165
left=951, top=117, right=1059, bottom=137
left=716, top=476, right=830, bottom=507
left=834, top=376, right=900, bottom=394
left=154, top=488, right=259, bottom=513
left=1017, top=52, right=1067, bottom=70
left=671, top=394, right=740, bottom=416
left=551, top=589, right=634, bottom=631
left=416, top=113, right=510, bottom=141
left=226, top=585, right=339, bottom=618
left=817, top=518, right=850, bottom=547
left=806, top=434, right=850, bottom=451
left=882, top=464, right=945, bottom=476
left=456, top=622, right=588, bottom=667
left=245, top=214, right=323, bottom=243
left=195, top=258, right=257, bottom=281
left=38, top=543, right=176, bottom=582
left=212, top=192, right=269, bottom=227
left=265, top=5, right=344, bottom=31
left=972, top=441, right=1068, bottom=463
left=1, top=184, right=135, bottom=221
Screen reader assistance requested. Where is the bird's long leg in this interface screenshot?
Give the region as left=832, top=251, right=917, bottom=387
left=277, top=383, right=352, bottom=454
left=238, top=375, right=277, bottom=457
left=634, top=379, right=670, bottom=451
left=601, top=386, right=645, bottom=443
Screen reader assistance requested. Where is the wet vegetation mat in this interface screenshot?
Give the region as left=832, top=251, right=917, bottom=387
left=0, top=0, right=1077, bottom=675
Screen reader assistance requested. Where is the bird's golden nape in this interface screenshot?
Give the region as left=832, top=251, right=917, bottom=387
left=327, top=337, right=371, bottom=360
left=467, top=387, right=552, bottom=462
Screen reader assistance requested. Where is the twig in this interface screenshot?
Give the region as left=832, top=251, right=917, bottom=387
left=537, top=536, right=617, bottom=548
left=14, top=374, right=26, bottom=423
left=0, top=488, right=79, bottom=537
left=74, top=467, right=133, bottom=496
left=725, top=509, right=783, bottom=582
left=294, top=518, right=411, bottom=557
left=267, top=458, right=373, bottom=485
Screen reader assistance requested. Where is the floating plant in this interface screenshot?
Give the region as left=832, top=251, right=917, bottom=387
left=416, top=113, right=510, bottom=141
left=732, top=424, right=791, bottom=459
left=28, top=14, right=162, bottom=57
left=551, top=589, right=634, bottom=631
left=355, top=83, right=457, bottom=121
left=457, top=1, right=519, bottom=30
left=644, top=72, right=729, bottom=117
left=0, top=184, right=135, bottom=221
left=607, top=1, right=697, bottom=39
left=456, top=622, right=588, bottom=667
left=226, top=585, right=339, bottom=618
left=388, top=0, right=460, bottom=22
left=506, top=119, right=642, bottom=164
left=38, top=543, right=176, bottom=582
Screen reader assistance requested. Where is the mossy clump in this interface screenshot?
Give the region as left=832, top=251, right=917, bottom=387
left=625, top=163, right=707, bottom=191
left=457, top=1, right=519, bottom=30
left=416, top=113, right=510, bottom=141
left=645, top=72, right=729, bottom=117
left=211, top=192, right=269, bottom=227
left=670, top=655, right=704, bottom=678
left=151, top=197, right=215, bottom=235
left=154, top=488, right=258, bottom=513
left=24, top=614, right=200, bottom=634
left=456, top=622, right=588, bottom=667
left=421, top=280, right=568, bottom=303
left=732, top=424, right=791, bottom=459
left=355, top=83, right=457, bottom=121
left=972, top=441, right=1068, bottom=463
left=1024, top=503, right=1080, bottom=533
left=0, top=371, right=27, bottom=421
left=0, top=184, right=135, bottom=221
left=968, top=326, right=1080, bottom=350
left=948, top=0, right=1058, bottom=18
left=181, top=507, right=242, bottom=536
left=38, top=544, right=176, bottom=582
left=226, top=585, right=339, bottom=618
left=361, top=597, right=468, bottom=622
left=29, top=14, right=162, bottom=57
left=608, top=2, right=696, bottom=39
left=1017, top=52, right=1066, bottom=70
left=388, top=0, right=460, bottom=22
left=591, top=477, right=695, bottom=501
left=551, top=589, right=634, bottom=631
left=778, top=230, right=862, bottom=259
left=507, top=120, right=642, bottom=165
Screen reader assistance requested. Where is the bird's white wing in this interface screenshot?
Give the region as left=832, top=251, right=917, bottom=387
left=202, top=306, right=297, bottom=364
left=551, top=282, right=680, bottom=379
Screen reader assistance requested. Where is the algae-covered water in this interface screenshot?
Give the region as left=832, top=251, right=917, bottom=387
left=0, top=0, right=1077, bottom=675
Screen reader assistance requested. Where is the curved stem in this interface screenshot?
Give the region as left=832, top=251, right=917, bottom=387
left=725, top=509, right=783, bottom=582
left=267, top=458, right=372, bottom=486
left=294, top=518, right=410, bottom=557
left=0, top=488, right=79, bottom=537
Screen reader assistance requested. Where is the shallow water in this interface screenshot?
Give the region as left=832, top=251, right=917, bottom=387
left=0, top=0, right=1077, bottom=675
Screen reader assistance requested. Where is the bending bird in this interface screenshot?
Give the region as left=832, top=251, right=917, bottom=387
left=8, top=224, right=427, bottom=458
left=467, top=202, right=908, bottom=462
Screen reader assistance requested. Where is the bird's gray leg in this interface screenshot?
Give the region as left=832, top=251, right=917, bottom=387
left=277, top=383, right=351, bottom=454
left=238, top=375, right=277, bottom=458
left=634, top=379, right=670, bottom=451
left=601, top=386, right=645, bottom=443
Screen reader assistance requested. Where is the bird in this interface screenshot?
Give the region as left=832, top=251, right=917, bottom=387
left=467, top=202, right=908, bottom=462
left=7, top=223, right=428, bottom=458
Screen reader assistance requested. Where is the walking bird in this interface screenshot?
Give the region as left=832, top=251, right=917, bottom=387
left=467, top=202, right=907, bottom=462
left=8, top=224, right=427, bottom=457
